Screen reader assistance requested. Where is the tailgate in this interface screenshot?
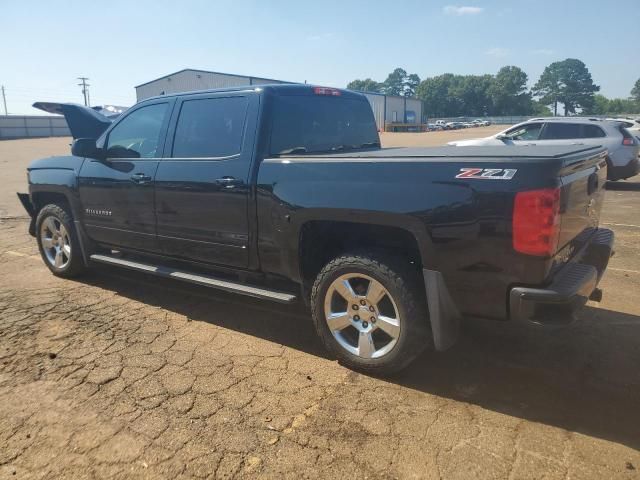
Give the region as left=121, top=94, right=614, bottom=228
left=556, top=149, right=608, bottom=255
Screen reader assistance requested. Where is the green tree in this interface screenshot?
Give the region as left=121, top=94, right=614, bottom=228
left=489, top=66, right=532, bottom=115
left=381, top=68, right=421, bottom=97
left=383, top=68, right=407, bottom=96
left=346, top=78, right=383, bottom=93
left=531, top=100, right=552, bottom=116
left=584, top=94, right=610, bottom=115
left=631, top=78, right=640, bottom=103
left=533, top=59, right=599, bottom=115
left=416, top=74, right=459, bottom=117
left=532, top=62, right=564, bottom=115
left=450, top=75, right=494, bottom=116
left=404, top=73, right=421, bottom=97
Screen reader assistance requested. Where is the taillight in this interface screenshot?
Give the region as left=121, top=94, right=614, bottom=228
left=313, top=87, right=341, bottom=96
left=620, top=127, right=636, bottom=145
left=513, top=188, right=561, bottom=256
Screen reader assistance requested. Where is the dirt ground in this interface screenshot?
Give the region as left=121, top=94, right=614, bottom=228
left=0, top=135, right=639, bottom=479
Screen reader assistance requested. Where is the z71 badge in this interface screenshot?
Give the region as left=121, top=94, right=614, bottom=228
left=455, top=168, right=517, bottom=180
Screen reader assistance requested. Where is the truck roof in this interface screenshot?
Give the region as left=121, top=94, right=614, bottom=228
left=141, top=84, right=367, bottom=102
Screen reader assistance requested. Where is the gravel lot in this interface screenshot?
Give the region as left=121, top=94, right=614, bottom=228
left=1, top=135, right=639, bottom=479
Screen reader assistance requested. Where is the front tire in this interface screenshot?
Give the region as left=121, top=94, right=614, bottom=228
left=36, top=204, right=86, bottom=278
left=311, top=252, right=432, bottom=375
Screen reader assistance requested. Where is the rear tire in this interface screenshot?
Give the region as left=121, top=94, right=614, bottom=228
left=36, top=204, right=87, bottom=278
left=311, top=251, right=432, bottom=375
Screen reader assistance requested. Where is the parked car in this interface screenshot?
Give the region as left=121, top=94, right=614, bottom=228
left=607, top=118, right=640, bottom=138
left=18, top=85, right=614, bottom=374
left=448, top=117, right=639, bottom=180
left=472, top=119, right=490, bottom=127
left=434, top=120, right=448, bottom=129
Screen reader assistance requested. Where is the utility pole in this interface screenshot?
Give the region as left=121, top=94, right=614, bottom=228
left=1, top=86, right=7, bottom=115
left=77, top=77, right=90, bottom=106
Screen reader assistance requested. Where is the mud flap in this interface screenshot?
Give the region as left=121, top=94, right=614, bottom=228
left=16, top=193, right=36, bottom=236
left=423, top=269, right=461, bottom=351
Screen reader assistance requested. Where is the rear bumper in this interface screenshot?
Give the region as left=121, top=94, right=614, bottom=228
left=608, top=157, right=639, bottom=181
left=509, top=228, right=614, bottom=326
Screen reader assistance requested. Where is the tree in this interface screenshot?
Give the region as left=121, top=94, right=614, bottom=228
left=631, top=78, right=640, bottom=103
left=533, top=59, right=599, bottom=115
left=404, top=74, right=421, bottom=97
left=450, top=75, right=494, bottom=116
left=382, top=68, right=407, bottom=96
left=532, top=62, right=564, bottom=115
left=582, top=94, right=639, bottom=115
left=381, top=68, right=421, bottom=97
left=531, top=100, right=552, bottom=116
left=585, top=94, right=610, bottom=115
left=416, top=74, right=459, bottom=117
left=489, top=66, right=532, bottom=115
left=346, top=78, right=383, bottom=93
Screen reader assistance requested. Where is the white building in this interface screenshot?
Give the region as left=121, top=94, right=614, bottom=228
left=134, top=69, right=423, bottom=131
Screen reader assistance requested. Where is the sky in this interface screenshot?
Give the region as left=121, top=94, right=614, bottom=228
left=1, top=0, right=638, bottom=114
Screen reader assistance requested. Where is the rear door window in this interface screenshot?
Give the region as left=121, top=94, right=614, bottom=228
left=172, top=96, right=249, bottom=158
left=581, top=124, right=606, bottom=138
left=540, top=123, right=582, bottom=140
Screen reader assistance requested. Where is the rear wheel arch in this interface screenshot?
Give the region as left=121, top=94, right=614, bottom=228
left=297, top=219, right=431, bottom=300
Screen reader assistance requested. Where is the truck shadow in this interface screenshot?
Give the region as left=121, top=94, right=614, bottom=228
left=76, top=267, right=640, bottom=451
left=606, top=180, right=640, bottom=191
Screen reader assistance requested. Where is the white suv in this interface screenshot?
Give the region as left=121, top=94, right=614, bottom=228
left=448, top=118, right=640, bottom=180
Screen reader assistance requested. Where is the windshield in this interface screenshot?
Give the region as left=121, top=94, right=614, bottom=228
left=270, top=95, right=380, bottom=155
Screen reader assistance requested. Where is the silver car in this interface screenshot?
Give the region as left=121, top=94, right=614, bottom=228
left=448, top=117, right=640, bottom=180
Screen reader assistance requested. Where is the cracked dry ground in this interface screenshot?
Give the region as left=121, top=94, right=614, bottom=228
left=0, top=218, right=639, bottom=479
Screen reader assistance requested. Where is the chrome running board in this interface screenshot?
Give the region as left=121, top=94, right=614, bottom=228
left=89, top=254, right=297, bottom=304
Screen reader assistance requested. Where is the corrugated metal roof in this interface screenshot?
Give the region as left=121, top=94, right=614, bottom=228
left=135, top=68, right=292, bottom=88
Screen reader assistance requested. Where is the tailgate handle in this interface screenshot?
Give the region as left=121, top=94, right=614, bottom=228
left=587, top=172, right=598, bottom=195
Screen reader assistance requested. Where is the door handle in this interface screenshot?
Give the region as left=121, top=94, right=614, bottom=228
left=215, top=176, right=243, bottom=189
left=130, top=173, right=152, bottom=184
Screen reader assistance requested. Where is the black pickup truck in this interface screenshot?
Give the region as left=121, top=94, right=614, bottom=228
left=18, top=85, right=614, bottom=374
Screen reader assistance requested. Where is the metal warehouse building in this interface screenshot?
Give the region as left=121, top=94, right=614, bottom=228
left=135, top=69, right=423, bottom=131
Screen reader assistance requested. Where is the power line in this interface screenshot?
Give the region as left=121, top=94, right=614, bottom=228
left=1, top=86, right=7, bottom=115
left=77, top=77, right=90, bottom=106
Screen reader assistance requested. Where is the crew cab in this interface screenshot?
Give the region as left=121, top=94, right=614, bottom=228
left=18, top=85, right=614, bottom=374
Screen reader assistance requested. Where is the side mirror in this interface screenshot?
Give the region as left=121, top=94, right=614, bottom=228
left=71, top=138, right=104, bottom=160
left=495, top=133, right=507, bottom=141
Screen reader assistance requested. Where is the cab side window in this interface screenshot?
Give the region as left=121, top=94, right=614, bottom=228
left=172, top=97, right=249, bottom=158
left=106, top=103, right=168, bottom=159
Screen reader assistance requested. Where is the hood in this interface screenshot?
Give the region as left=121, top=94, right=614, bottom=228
left=32, top=102, right=116, bottom=140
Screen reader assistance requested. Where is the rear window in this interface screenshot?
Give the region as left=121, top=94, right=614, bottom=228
left=270, top=95, right=379, bottom=155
